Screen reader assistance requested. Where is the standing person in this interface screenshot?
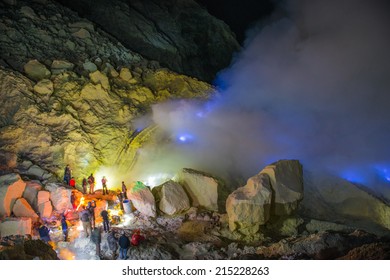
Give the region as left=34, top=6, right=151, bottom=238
left=64, top=164, right=72, bottom=185
left=88, top=173, right=95, bottom=194
left=79, top=205, right=92, bottom=238
left=86, top=200, right=97, bottom=229
left=118, top=231, right=130, bottom=260
left=121, top=181, right=128, bottom=199
left=101, top=176, right=108, bottom=195
left=107, top=230, right=118, bottom=260
left=37, top=222, right=51, bottom=243
left=70, top=191, right=77, bottom=210
left=117, top=191, right=124, bottom=211
left=100, top=208, right=110, bottom=233
left=91, top=227, right=102, bottom=258
left=61, top=215, right=69, bottom=241
left=69, top=177, right=76, bottom=189
left=82, top=177, right=88, bottom=194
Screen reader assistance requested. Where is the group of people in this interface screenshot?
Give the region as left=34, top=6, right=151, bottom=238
left=64, top=165, right=114, bottom=196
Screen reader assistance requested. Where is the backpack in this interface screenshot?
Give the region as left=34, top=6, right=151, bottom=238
left=81, top=211, right=90, bottom=222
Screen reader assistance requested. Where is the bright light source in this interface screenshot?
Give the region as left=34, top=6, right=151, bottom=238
left=143, top=173, right=174, bottom=188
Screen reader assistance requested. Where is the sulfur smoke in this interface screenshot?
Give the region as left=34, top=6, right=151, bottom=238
left=134, top=0, right=390, bottom=195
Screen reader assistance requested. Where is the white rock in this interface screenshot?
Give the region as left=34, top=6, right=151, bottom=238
left=226, top=173, right=272, bottom=234
left=157, top=180, right=190, bottom=215
left=45, top=183, right=72, bottom=212
left=178, top=168, right=219, bottom=211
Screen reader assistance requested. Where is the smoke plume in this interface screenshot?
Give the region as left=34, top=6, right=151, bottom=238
left=136, top=0, right=390, bottom=194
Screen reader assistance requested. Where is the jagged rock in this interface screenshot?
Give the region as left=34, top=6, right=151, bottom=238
left=72, top=28, right=91, bottom=39
left=23, top=60, right=51, bottom=81
left=56, top=0, right=240, bottom=82
left=127, top=182, right=156, bottom=217
left=302, top=172, right=390, bottom=233
left=36, top=190, right=52, bottom=218
left=153, top=180, right=190, bottom=216
left=89, top=70, right=110, bottom=90
left=0, top=218, right=32, bottom=237
left=45, top=184, right=71, bottom=212
left=0, top=174, right=26, bottom=217
left=20, top=6, right=37, bottom=19
left=68, top=21, right=94, bottom=32
left=38, top=201, right=52, bottom=218
left=22, top=181, right=42, bottom=212
left=51, top=60, right=74, bottom=74
left=12, top=198, right=38, bottom=219
left=24, top=164, right=52, bottom=180
left=226, top=173, right=272, bottom=235
left=83, top=61, right=98, bottom=73
left=260, top=160, right=304, bottom=216
left=33, top=79, right=54, bottom=95
left=178, top=168, right=221, bottom=211
left=37, top=190, right=50, bottom=205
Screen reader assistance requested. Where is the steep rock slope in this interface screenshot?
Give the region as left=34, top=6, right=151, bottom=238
left=0, top=0, right=213, bottom=183
left=54, top=0, right=240, bottom=82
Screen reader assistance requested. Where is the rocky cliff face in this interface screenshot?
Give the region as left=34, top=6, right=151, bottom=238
left=54, top=0, right=240, bottom=82
left=0, top=0, right=213, bottom=183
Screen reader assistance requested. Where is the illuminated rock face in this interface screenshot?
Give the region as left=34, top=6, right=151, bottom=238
left=45, top=184, right=72, bottom=212
left=0, top=0, right=212, bottom=185
left=128, top=182, right=156, bottom=218
left=226, top=173, right=272, bottom=235
left=22, top=181, right=43, bottom=212
left=153, top=180, right=190, bottom=216
left=226, top=160, right=304, bottom=235
left=0, top=174, right=26, bottom=217
left=178, top=168, right=220, bottom=211
left=12, top=198, right=39, bottom=219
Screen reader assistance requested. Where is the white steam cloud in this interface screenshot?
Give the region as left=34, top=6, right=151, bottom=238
left=134, top=0, right=390, bottom=194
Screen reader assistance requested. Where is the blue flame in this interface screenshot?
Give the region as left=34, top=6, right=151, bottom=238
left=176, top=133, right=195, bottom=143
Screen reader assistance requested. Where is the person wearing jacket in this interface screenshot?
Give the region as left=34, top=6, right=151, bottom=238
left=118, top=231, right=130, bottom=260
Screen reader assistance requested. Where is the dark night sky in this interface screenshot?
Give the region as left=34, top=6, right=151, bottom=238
left=196, top=0, right=276, bottom=44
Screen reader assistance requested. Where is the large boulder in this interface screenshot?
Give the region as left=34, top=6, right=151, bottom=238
left=260, top=160, right=304, bottom=216
left=12, top=198, right=39, bottom=219
left=178, top=168, right=220, bottom=211
left=0, top=217, right=32, bottom=237
left=153, top=180, right=190, bottom=215
left=37, top=190, right=53, bottom=218
left=45, top=184, right=72, bottom=212
left=22, top=181, right=42, bottom=212
left=127, top=181, right=156, bottom=217
left=302, top=172, right=390, bottom=233
left=226, top=173, right=272, bottom=235
left=38, top=201, right=53, bottom=219
left=23, top=59, right=51, bottom=81
left=0, top=174, right=26, bottom=217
